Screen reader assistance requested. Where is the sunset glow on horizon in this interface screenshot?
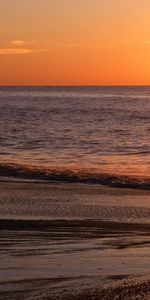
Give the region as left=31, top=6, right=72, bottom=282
left=1, top=0, right=150, bottom=86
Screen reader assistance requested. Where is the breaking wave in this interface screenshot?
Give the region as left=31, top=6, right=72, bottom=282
left=0, top=163, right=149, bottom=190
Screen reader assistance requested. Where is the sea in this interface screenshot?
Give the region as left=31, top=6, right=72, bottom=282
left=0, top=86, right=150, bottom=299
left=0, top=86, right=149, bottom=188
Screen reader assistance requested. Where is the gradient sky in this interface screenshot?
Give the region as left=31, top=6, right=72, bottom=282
left=1, top=0, right=150, bottom=85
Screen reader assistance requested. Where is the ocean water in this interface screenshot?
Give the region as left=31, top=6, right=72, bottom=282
left=0, top=86, right=150, bottom=188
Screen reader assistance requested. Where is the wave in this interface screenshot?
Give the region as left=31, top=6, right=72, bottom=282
left=0, top=163, right=149, bottom=190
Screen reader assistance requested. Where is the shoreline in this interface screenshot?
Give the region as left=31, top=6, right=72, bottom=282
left=0, top=181, right=150, bottom=299
left=0, top=275, right=150, bottom=300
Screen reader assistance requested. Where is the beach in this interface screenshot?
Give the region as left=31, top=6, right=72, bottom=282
left=0, top=181, right=150, bottom=299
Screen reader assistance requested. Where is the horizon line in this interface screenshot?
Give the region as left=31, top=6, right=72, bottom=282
left=1, top=84, right=150, bottom=87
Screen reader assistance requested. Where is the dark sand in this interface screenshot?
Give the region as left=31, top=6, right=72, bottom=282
left=0, top=182, right=150, bottom=299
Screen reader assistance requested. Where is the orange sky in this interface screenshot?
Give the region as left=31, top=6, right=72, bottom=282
left=1, top=0, right=150, bottom=85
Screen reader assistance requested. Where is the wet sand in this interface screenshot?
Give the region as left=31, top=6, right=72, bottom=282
left=0, top=276, right=150, bottom=299
left=0, top=182, right=150, bottom=299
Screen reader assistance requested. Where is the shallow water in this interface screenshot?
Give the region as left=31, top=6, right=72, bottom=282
left=0, top=183, right=150, bottom=282
left=0, top=183, right=150, bottom=222
left=0, top=183, right=150, bottom=300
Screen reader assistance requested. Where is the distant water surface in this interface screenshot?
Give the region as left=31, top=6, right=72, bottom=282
left=0, top=86, right=149, bottom=188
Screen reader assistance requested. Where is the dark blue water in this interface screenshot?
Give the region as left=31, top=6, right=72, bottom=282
left=0, top=86, right=149, bottom=188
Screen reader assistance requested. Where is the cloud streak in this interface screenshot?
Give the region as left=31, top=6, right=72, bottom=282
left=11, top=39, right=38, bottom=45
left=0, top=48, right=48, bottom=55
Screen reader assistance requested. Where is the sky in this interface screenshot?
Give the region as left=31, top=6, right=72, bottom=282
left=1, top=0, right=150, bottom=85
